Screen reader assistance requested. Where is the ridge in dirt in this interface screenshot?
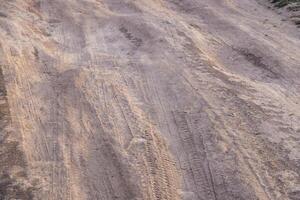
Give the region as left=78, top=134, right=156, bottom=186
left=0, top=0, right=299, bottom=199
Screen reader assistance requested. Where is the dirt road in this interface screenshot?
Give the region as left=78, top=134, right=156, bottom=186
left=0, top=0, right=299, bottom=199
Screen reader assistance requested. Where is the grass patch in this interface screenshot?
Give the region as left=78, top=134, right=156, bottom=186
left=271, top=0, right=300, bottom=8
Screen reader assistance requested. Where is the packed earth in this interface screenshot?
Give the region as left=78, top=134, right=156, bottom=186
left=0, top=0, right=299, bottom=199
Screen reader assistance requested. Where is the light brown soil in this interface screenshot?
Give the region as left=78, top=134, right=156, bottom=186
left=0, top=0, right=299, bottom=199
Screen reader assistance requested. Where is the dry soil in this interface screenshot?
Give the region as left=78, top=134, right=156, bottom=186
left=0, top=0, right=300, bottom=200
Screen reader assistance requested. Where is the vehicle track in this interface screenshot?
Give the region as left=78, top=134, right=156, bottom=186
left=0, top=0, right=299, bottom=199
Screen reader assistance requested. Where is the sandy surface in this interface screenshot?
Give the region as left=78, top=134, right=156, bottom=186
left=0, top=0, right=300, bottom=199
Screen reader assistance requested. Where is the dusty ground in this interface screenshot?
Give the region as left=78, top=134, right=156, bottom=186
left=0, top=0, right=300, bottom=199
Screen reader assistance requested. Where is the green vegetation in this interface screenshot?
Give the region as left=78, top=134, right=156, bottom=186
left=271, top=0, right=300, bottom=27
left=271, top=0, right=300, bottom=8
